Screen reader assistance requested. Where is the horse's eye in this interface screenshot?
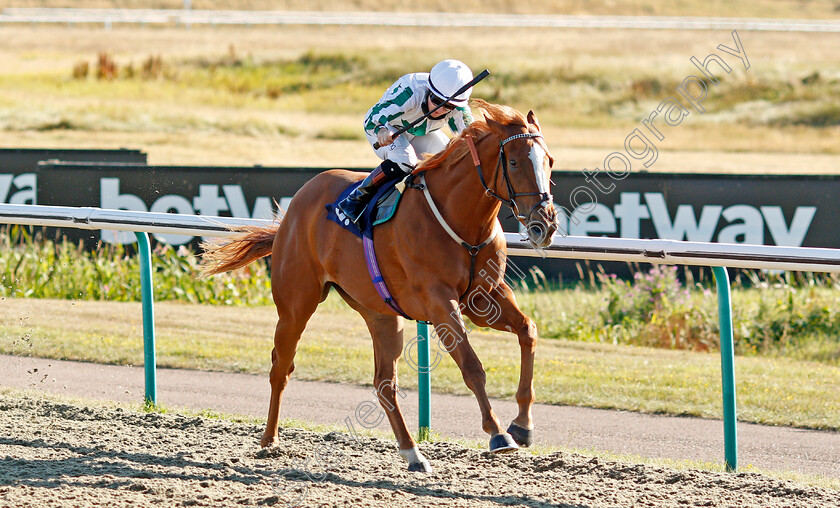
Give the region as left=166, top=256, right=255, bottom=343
left=509, top=159, right=518, bottom=169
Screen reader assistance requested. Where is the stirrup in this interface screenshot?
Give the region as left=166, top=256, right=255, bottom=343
left=337, top=201, right=365, bottom=224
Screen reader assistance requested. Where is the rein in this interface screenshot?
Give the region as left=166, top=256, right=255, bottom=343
left=361, top=125, right=554, bottom=319
left=409, top=173, right=500, bottom=301
left=417, top=173, right=499, bottom=255
left=407, top=131, right=551, bottom=301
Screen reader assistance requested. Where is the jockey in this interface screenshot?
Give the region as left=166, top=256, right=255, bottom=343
left=337, top=59, right=475, bottom=223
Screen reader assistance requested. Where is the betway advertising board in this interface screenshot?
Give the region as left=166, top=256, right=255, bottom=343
left=0, top=148, right=146, bottom=206
left=36, top=162, right=323, bottom=245
left=36, top=162, right=836, bottom=280
left=530, top=172, right=833, bottom=280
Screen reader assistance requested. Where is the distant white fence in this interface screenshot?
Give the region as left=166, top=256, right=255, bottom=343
left=2, top=8, right=840, bottom=32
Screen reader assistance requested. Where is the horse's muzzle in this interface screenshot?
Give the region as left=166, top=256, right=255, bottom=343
left=525, top=202, right=557, bottom=249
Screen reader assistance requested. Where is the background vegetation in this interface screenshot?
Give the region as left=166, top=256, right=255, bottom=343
left=3, top=227, right=838, bottom=368
left=1, top=12, right=839, bottom=172
left=65, top=49, right=840, bottom=133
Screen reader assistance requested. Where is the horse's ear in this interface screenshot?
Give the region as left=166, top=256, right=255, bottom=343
left=527, top=110, right=541, bottom=132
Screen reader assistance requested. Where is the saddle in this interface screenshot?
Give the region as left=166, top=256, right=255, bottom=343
left=325, top=176, right=406, bottom=239
left=325, top=174, right=416, bottom=319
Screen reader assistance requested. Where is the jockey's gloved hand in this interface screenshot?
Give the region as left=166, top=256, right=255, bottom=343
left=376, top=126, right=394, bottom=147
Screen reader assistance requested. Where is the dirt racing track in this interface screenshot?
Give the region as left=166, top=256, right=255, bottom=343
left=1, top=394, right=839, bottom=508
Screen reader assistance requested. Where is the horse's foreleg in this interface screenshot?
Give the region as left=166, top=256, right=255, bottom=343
left=462, top=282, right=537, bottom=447
left=428, top=295, right=517, bottom=453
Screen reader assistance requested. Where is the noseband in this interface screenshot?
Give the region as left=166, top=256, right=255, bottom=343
left=467, top=132, right=553, bottom=222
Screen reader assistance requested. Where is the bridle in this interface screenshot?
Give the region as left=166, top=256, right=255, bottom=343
left=467, top=132, right=553, bottom=223
left=404, top=130, right=554, bottom=302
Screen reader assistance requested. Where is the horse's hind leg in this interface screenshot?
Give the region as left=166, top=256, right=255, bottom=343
left=261, top=268, right=323, bottom=448
left=461, top=282, right=537, bottom=447
left=335, top=288, right=431, bottom=472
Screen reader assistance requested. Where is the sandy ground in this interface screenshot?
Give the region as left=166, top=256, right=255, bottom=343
left=1, top=393, right=839, bottom=508
left=2, top=354, right=839, bottom=482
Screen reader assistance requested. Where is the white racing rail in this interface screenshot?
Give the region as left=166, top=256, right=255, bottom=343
left=504, top=233, right=840, bottom=272
left=3, top=203, right=840, bottom=272
left=0, top=204, right=273, bottom=238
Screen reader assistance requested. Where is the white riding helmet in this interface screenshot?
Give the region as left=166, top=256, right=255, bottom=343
left=428, top=59, right=474, bottom=107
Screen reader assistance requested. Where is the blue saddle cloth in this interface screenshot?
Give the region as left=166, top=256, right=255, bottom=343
left=325, top=178, right=403, bottom=239
left=325, top=175, right=414, bottom=320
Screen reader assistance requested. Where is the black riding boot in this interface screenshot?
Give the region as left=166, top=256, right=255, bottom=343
left=337, top=160, right=403, bottom=224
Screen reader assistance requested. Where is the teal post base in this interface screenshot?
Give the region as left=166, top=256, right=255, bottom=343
left=417, top=321, right=431, bottom=441
left=712, top=266, right=738, bottom=472
left=135, top=232, right=157, bottom=407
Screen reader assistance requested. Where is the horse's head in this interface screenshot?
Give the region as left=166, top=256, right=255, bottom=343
left=477, top=100, right=557, bottom=248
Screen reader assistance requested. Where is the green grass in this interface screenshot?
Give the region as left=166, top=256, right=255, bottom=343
left=2, top=295, right=839, bottom=431
left=4, top=228, right=840, bottom=366
left=0, top=226, right=273, bottom=305
left=516, top=268, right=840, bottom=366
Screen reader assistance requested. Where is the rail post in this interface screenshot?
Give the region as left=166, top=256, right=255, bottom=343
left=712, top=266, right=738, bottom=471
left=417, top=321, right=431, bottom=441
left=135, top=232, right=157, bottom=406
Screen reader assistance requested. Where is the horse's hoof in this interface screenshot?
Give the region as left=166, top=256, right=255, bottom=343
left=407, top=460, right=433, bottom=473
left=488, top=432, right=519, bottom=454
left=400, top=447, right=432, bottom=472
left=260, top=436, right=279, bottom=448
left=507, top=422, right=533, bottom=448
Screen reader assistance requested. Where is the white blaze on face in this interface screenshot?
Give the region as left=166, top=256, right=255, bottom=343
left=529, top=142, right=550, bottom=195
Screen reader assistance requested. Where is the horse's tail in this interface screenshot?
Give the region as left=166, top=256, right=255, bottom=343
left=200, top=223, right=279, bottom=276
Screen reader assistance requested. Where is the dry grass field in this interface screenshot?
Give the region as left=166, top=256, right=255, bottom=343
left=1, top=14, right=839, bottom=173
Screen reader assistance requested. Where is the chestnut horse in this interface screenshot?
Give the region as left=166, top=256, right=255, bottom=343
left=202, top=100, right=557, bottom=472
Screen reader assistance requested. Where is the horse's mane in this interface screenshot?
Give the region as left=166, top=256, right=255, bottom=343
left=417, top=99, right=528, bottom=172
